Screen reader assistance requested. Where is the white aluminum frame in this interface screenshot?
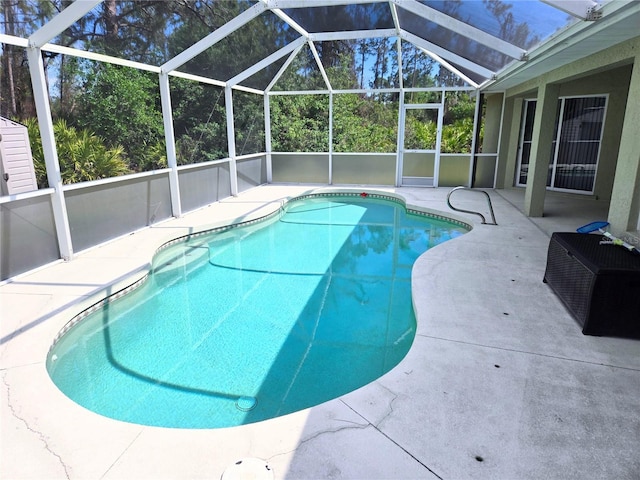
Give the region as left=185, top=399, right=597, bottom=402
left=540, top=0, right=598, bottom=19
left=3, top=0, right=603, bottom=265
left=401, top=102, right=444, bottom=188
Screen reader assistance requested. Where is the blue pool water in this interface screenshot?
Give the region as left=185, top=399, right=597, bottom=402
left=47, top=194, right=467, bottom=428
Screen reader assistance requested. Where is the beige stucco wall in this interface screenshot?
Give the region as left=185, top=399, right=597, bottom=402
left=495, top=96, right=521, bottom=189
left=609, top=54, right=640, bottom=237
left=481, top=93, right=503, bottom=154
left=495, top=37, right=638, bottom=201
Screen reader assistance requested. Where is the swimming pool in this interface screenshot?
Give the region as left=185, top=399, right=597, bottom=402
left=47, top=193, right=468, bottom=428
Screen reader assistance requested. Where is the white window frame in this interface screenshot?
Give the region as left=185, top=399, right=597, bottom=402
left=516, top=94, right=608, bottom=195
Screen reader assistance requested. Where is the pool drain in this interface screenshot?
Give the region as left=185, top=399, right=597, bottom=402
left=235, top=396, right=257, bottom=411
left=221, top=458, right=273, bottom=480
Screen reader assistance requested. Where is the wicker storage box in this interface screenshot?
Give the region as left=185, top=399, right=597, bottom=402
left=543, top=232, right=640, bottom=338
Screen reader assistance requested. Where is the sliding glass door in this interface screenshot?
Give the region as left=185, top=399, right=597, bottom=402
left=516, top=95, right=607, bottom=193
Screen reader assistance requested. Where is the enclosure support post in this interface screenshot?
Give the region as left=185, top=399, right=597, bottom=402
left=524, top=81, right=559, bottom=217
left=226, top=86, right=239, bottom=196
left=494, top=92, right=507, bottom=189
left=264, top=94, right=272, bottom=183
left=433, top=91, right=444, bottom=188
left=395, top=88, right=405, bottom=187
left=328, top=92, right=333, bottom=185
left=159, top=72, right=182, bottom=217
left=26, top=46, right=73, bottom=261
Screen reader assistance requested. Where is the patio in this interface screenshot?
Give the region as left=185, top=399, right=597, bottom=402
left=2, top=0, right=640, bottom=477
left=2, top=184, right=638, bottom=479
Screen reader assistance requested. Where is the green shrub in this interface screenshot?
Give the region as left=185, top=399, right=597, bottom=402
left=25, top=118, right=130, bottom=187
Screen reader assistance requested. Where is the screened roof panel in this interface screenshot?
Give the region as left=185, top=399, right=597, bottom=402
left=58, top=0, right=178, bottom=64
left=164, top=0, right=260, bottom=66
left=177, top=9, right=297, bottom=81
left=282, top=3, right=395, bottom=32
left=287, top=36, right=401, bottom=91
left=401, top=41, right=469, bottom=89
left=240, top=56, right=289, bottom=90
left=271, top=44, right=327, bottom=92
left=3, top=0, right=627, bottom=93
left=415, top=0, right=574, bottom=50
left=397, top=7, right=513, bottom=76
left=5, top=0, right=261, bottom=67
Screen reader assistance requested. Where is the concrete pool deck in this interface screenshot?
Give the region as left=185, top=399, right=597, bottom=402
left=1, top=185, right=639, bottom=479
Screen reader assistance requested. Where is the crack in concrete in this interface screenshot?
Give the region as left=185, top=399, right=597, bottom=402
left=340, top=397, right=445, bottom=480
left=2, top=371, right=70, bottom=479
left=0, top=361, right=44, bottom=372
left=266, top=417, right=368, bottom=463
left=367, top=383, right=399, bottom=429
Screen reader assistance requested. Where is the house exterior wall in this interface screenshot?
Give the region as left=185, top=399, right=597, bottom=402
left=500, top=66, right=631, bottom=201
left=609, top=53, right=640, bottom=236
left=493, top=36, right=640, bottom=237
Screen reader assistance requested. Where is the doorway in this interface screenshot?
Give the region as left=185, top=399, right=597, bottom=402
left=400, top=105, right=442, bottom=187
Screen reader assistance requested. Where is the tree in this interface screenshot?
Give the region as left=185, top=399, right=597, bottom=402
left=63, top=0, right=176, bottom=62
left=0, top=0, right=53, bottom=119
left=75, top=62, right=164, bottom=172
left=233, top=90, right=265, bottom=155
left=332, top=93, right=397, bottom=152
left=6, top=0, right=490, bottom=175
left=271, top=45, right=326, bottom=91
left=170, top=77, right=227, bottom=165
left=25, top=118, right=130, bottom=187
left=270, top=94, right=329, bottom=152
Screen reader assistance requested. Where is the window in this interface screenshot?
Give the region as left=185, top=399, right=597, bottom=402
left=516, top=95, right=607, bottom=193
